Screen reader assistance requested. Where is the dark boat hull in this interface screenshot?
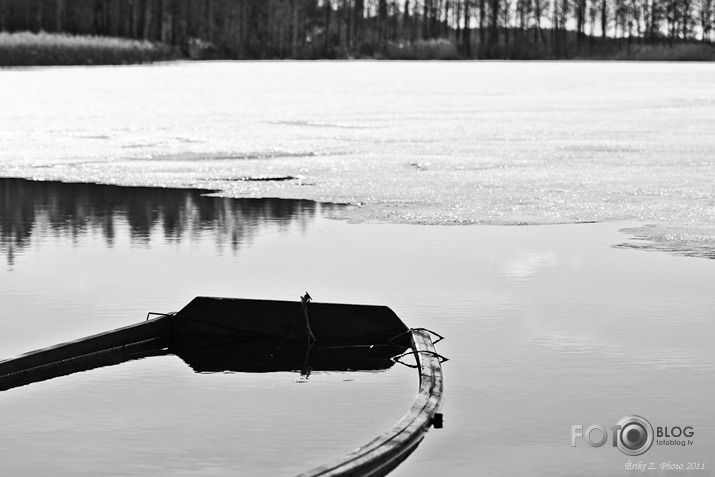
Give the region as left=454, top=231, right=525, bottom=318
left=173, top=296, right=410, bottom=345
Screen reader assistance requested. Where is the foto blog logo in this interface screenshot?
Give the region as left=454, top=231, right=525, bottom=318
left=571, top=415, right=656, bottom=456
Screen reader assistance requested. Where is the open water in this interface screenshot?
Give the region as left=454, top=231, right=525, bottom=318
left=1, top=61, right=714, bottom=476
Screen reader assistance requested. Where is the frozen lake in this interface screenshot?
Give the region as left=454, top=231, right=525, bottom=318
left=1, top=61, right=714, bottom=254
left=1, top=61, right=714, bottom=475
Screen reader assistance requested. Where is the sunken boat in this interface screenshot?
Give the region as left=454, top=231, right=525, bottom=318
left=0, top=295, right=446, bottom=476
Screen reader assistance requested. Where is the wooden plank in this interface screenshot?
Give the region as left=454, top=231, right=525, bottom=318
left=295, top=328, right=445, bottom=477
left=0, top=316, right=171, bottom=391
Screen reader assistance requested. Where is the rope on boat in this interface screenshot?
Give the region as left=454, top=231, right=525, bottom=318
left=388, top=327, right=445, bottom=346
left=301, top=292, right=316, bottom=344
left=412, top=327, right=445, bottom=344
left=391, top=328, right=449, bottom=367
left=145, top=311, right=174, bottom=321
left=392, top=349, right=450, bottom=368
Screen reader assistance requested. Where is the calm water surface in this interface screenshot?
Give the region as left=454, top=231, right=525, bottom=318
left=0, top=180, right=416, bottom=476
left=1, top=61, right=714, bottom=476
left=1, top=179, right=714, bottom=476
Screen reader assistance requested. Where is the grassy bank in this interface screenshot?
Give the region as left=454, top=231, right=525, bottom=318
left=606, top=42, right=715, bottom=61
left=2, top=30, right=713, bottom=64
left=346, top=35, right=715, bottom=61
left=0, top=32, right=178, bottom=67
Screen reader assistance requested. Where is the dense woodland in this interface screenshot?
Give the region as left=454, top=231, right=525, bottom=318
left=1, top=0, right=714, bottom=59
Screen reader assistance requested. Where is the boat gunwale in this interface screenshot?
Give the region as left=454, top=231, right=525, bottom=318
left=295, top=328, right=445, bottom=477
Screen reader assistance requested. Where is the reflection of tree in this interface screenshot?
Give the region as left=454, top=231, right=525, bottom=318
left=0, top=179, right=336, bottom=265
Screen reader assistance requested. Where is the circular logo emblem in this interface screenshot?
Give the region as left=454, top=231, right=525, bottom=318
left=616, top=415, right=654, bottom=456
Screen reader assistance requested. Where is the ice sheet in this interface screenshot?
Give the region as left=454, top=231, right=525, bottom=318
left=1, top=61, right=713, bottom=257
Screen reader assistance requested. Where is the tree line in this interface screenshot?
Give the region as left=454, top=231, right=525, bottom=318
left=1, top=0, right=713, bottom=59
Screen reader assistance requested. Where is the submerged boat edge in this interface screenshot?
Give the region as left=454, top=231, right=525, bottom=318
left=295, top=328, right=445, bottom=477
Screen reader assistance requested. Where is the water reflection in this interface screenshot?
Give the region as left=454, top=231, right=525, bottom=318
left=0, top=336, right=406, bottom=393
left=0, top=178, right=340, bottom=265
left=173, top=339, right=405, bottom=375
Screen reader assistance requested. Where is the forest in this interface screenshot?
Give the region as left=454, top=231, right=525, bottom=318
left=1, top=0, right=714, bottom=59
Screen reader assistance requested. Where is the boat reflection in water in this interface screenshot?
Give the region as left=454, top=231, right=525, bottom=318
left=175, top=338, right=405, bottom=376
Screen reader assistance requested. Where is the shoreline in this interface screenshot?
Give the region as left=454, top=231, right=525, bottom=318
left=2, top=175, right=712, bottom=262
left=0, top=32, right=178, bottom=67
left=2, top=32, right=714, bottom=66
